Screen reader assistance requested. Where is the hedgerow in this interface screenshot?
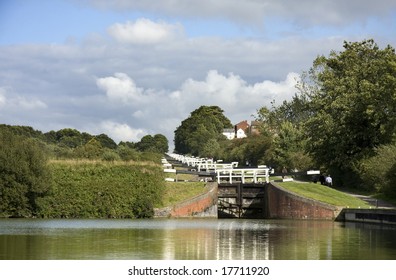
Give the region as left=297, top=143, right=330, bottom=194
left=37, top=160, right=164, bottom=218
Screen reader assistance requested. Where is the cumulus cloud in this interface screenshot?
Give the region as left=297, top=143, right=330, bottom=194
left=96, top=70, right=299, bottom=142
left=96, top=72, right=148, bottom=104
left=172, top=70, right=299, bottom=121
left=99, top=121, right=147, bottom=143
left=108, top=18, right=183, bottom=44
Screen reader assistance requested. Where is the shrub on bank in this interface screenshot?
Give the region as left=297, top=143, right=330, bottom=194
left=359, top=144, right=396, bottom=196
left=37, top=161, right=164, bottom=218
left=0, top=130, right=51, bottom=218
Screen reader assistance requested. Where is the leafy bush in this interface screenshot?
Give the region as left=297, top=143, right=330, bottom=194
left=359, top=144, right=396, bottom=195
left=102, top=149, right=121, bottom=162
left=0, top=130, right=51, bottom=217
left=117, top=145, right=140, bottom=161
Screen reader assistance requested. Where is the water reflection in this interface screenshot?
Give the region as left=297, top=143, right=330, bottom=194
left=0, top=219, right=396, bottom=260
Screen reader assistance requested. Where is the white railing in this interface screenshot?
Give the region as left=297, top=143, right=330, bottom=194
left=166, top=153, right=237, bottom=172
left=216, top=167, right=269, bottom=184
left=197, top=161, right=238, bottom=172
left=166, top=153, right=270, bottom=184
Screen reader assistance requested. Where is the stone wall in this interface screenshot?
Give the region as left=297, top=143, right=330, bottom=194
left=266, top=182, right=340, bottom=220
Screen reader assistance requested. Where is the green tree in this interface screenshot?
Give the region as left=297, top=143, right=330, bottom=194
left=0, top=124, right=45, bottom=140
left=174, top=105, right=232, bottom=155
left=255, top=101, right=312, bottom=171
left=55, top=128, right=83, bottom=148
left=359, top=144, right=396, bottom=195
left=201, top=138, right=222, bottom=158
left=153, top=134, right=169, bottom=153
left=136, top=134, right=169, bottom=153
left=0, top=130, right=51, bottom=217
left=96, top=133, right=117, bottom=149
left=273, top=121, right=312, bottom=171
left=137, top=135, right=154, bottom=152
left=297, top=39, right=396, bottom=185
left=74, top=138, right=103, bottom=159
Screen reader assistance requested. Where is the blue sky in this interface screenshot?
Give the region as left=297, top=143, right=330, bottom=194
left=1, top=0, right=396, bottom=146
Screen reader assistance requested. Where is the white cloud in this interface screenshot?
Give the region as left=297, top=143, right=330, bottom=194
left=107, top=18, right=183, bottom=44
left=96, top=72, right=147, bottom=104
left=99, top=121, right=147, bottom=143
left=96, top=70, right=299, bottom=143
left=172, top=70, right=299, bottom=120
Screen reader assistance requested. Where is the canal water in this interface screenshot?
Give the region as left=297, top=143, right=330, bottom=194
left=1, top=218, right=396, bottom=260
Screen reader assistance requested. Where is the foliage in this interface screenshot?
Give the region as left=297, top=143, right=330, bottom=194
left=117, top=145, right=140, bottom=161
left=359, top=143, right=396, bottom=195
left=174, top=105, right=232, bottom=155
left=37, top=161, right=165, bottom=218
left=255, top=102, right=313, bottom=171
left=73, top=138, right=103, bottom=159
left=0, top=124, right=170, bottom=218
left=136, top=134, right=169, bottom=153
left=273, top=121, right=313, bottom=171
left=299, top=40, right=396, bottom=185
left=101, top=149, right=121, bottom=162
left=200, top=138, right=222, bottom=158
left=218, top=134, right=273, bottom=167
left=95, top=133, right=118, bottom=149
left=0, top=124, right=44, bottom=140
left=258, top=39, right=396, bottom=189
left=0, top=130, right=51, bottom=217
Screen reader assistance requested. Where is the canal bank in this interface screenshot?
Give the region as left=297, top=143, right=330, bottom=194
left=157, top=179, right=396, bottom=225
left=156, top=181, right=341, bottom=220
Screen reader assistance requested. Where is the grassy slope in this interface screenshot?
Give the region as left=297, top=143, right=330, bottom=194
left=276, top=181, right=370, bottom=208
left=158, top=181, right=207, bottom=208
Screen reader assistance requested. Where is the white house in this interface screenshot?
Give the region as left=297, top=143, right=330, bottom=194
left=222, top=128, right=235, bottom=140
left=235, top=120, right=249, bottom=138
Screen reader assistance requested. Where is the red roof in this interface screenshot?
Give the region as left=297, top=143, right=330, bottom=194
left=235, top=120, right=249, bottom=131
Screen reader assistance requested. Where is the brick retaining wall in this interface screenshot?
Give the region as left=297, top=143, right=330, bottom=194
left=266, top=182, right=341, bottom=220
left=155, top=182, right=218, bottom=218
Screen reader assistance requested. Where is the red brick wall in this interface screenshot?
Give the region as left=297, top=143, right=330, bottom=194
left=170, top=182, right=217, bottom=217
left=266, top=182, right=340, bottom=220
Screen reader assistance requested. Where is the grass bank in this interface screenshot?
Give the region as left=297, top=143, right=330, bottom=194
left=37, top=160, right=165, bottom=218
left=275, top=180, right=370, bottom=208
left=158, top=181, right=207, bottom=208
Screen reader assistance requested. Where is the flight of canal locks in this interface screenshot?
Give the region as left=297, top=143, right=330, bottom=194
left=162, top=153, right=396, bottom=224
